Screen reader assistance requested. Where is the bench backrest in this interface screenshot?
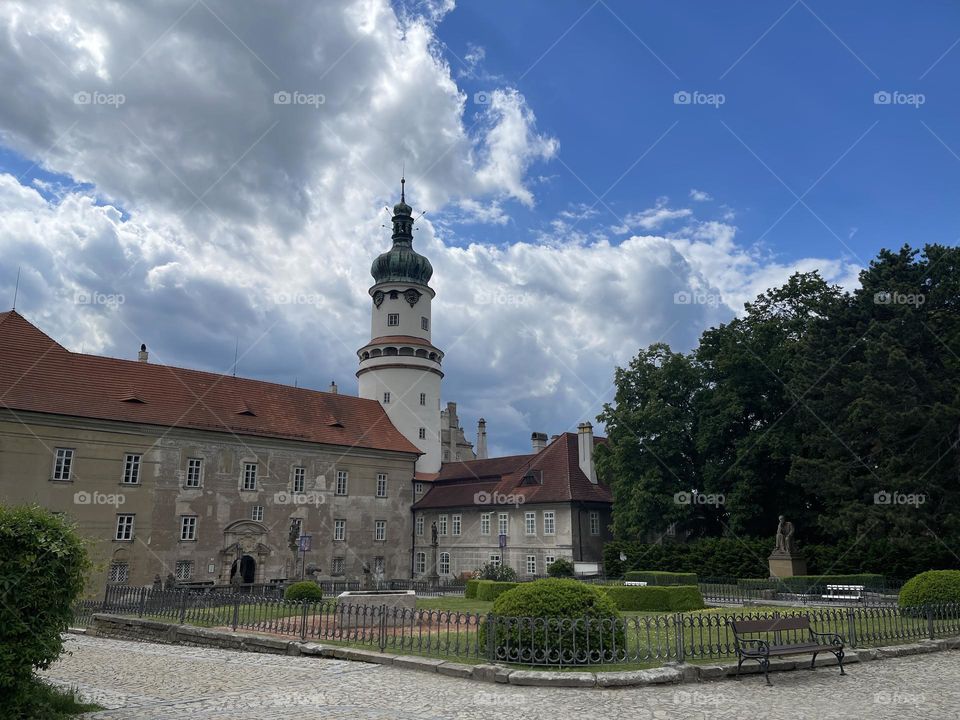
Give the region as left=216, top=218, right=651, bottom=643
left=826, top=584, right=863, bottom=592
left=730, top=616, right=811, bottom=634
left=623, top=581, right=648, bottom=586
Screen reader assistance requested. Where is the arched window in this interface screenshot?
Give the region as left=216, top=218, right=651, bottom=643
left=415, top=551, right=426, bottom=574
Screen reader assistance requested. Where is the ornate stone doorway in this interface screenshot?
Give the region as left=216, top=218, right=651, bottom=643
left=230, top=555, right=256, bottom=584
left=220, top=520, right=271, bottom=584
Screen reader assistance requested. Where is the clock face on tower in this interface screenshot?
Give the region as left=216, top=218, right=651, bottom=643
left=373, top=290, right=384, bottom=308
left=404, top=289, right=421, bottom=307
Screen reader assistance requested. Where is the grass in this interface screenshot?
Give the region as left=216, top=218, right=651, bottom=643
left=9, top=677, right=102, bottom=719
left=415, top=597, right=492, bottom=613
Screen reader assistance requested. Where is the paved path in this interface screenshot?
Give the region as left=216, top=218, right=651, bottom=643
left=42, top=634, right=959, bottom=719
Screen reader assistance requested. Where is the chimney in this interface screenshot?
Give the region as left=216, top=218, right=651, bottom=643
left=577, top=422, right=597, bottom=483
left=328, top=380, right=338, bottom=394
left=138, top=343, right=149, bottom=363
left=476, top=418, right=488, bottom=459
left=531, top=431, right=548, bottom=453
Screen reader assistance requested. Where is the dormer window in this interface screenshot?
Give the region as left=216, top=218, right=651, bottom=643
left=521, top=470, right=543, bottom=486
left=387, top=313, right=399, bottom=326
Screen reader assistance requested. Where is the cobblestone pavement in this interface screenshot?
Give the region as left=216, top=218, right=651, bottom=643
left=41, top=635, right=960, bottom=720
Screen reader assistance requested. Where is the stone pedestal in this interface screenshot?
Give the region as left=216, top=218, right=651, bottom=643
left=768, top=553, right=807, bottom=578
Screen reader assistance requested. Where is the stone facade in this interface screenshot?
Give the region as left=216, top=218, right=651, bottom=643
left=440, top=402, right=476, bottom=463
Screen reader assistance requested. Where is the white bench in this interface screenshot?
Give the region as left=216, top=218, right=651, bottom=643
left=822, top=584, right=864, bottom=601
left=624, top=581, right=648, bottom=587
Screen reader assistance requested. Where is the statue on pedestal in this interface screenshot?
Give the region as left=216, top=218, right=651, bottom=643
left=768, top=514, right=807, bottom=578
left=773, top=515, right=796, bottom=555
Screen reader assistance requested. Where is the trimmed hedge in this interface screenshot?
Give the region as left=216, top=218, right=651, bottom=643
left=738, top=574, right=887, bottom=592
left=624, top=570, right=698, bottom=586
left=899, top=570, right=960, bottom=608
left=464, top=579, right=481, bottom=599
left=475, top=580, right=520, bottom=602
left=601, top=584, right=705, bottom=612
left=284, top=581, right=323, bottom=602
left=480, top=579, right=623, bottom=664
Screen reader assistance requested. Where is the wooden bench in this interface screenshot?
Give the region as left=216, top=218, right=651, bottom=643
left=822, top=584, right=864, bottom=602
left=623, top=581, right=648, bottom=587
left=730, top=616, right=845, bottom=685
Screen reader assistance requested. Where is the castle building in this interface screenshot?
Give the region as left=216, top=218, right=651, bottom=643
left=0, top=180, right=612, bottom=592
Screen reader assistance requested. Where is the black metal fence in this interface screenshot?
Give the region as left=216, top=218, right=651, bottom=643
left=72, top=586, right=960, bottom=668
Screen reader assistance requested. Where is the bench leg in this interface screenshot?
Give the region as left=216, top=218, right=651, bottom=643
left=736, top=657, right=743, bottom=679
left=761, top=657, right=771, bottom=686
left=809, top=652, right=818, bottom=669
left=836, top=649, right=845, bottom=676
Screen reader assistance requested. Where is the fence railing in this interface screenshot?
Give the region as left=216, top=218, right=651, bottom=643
left=73, top=586, right=960, bottom=668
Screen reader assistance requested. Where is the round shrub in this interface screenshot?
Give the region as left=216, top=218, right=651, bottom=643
left=480, top=579, right=624, bottom=665
left=475, top=562, right=517, bottom=582
left=0, top=505, right=88, bottom=713
left=898, top=570, right=960, bottom=608
left=284, top=581, right=323, bottom=602
left=547, top=557, right=575, bottom=578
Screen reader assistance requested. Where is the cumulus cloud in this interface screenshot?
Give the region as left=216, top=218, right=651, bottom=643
left=689, top=188, right=712, bottom=201
left=0, top=0, right=858, bottom=456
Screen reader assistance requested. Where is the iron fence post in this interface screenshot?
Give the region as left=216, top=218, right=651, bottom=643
left=927, top=606, right=935, bottom=640
left=300, top=601, right=309, bottom=642
left=231, top=594, right=240, bottom=631
left=675, top=613, right=685, bottom=662
left=138, top=587, right=147, bottom=618
left=846, top=607, right=857, bottom=647
left=178, top=590, right=187, bottom=624
left=485, top=613, right=496, bottom=662
left=378, top=604, right=387, bottom=653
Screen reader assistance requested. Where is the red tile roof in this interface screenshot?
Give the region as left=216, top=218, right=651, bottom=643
left=0, top=311, right=422, bottom=455
left=412, top=433, right=611, bottom=509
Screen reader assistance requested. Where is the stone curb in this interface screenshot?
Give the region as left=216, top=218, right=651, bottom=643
left=76, top=615, right=960, bottom=689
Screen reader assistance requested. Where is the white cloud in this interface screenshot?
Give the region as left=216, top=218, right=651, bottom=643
left=0, top=0, right=859, bottom=456
left=689, top=188, right=712, bottom=202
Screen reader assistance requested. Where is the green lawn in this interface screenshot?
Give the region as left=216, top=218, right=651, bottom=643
left=415, top=597, right=492, bottom=613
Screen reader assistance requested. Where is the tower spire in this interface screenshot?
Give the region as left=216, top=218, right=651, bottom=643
left=400, top=174, right=405, bottom=203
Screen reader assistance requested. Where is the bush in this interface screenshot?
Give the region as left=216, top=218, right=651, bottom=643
left=547, top=557, right=575, bottom=578
left=464, top=579, right=481, bottom=599
left=0, top=505, right=88, bottom=716
left=480, top=579, right=624, bottom=664
left=284, top=581, right=323, bottom=602
left=476, top=580, right=519, bottom=602
left=624, top=570, right=698, bottom=586
left=601, top=584, right=705, bottom=612
left=475, top=562, right=518, bottom=582
left=898, top=570, right=960, bottom=608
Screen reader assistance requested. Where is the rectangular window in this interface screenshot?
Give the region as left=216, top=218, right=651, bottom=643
left=439, top=552, right=450, bottom=575
left=122, top=453, right=141, bottom=484
left=332, top=557, right=344, bottom=576
left=186, top=458, right=203, bottom=487
left=418, top=427, right=426, bottom=439
left=480, top=513, right=491, bottom=536
left=525, top=511, right=536, bottom=536
left=292, top=466, right=305, bottom=493
left=179, top=515, right=197, bottom=541
left=175, top=560, right=193, bottom=581
left=415, top=552, right=426, bottom=574
left=526, top=555, right=537, bottom=575
left=53, top=448, right=74, bottom=481
left=251, top=505, right=263, bottom=522
left=336, top=470, right=348, bottom=496
left=438, top=514, right=448, bottom=536
left=543, top=511, right=556, bottom=536
left=589, top=511, right=600, bottom=536
left=290, top=517, right=303, bottom=538
left=489, top=553, right=501, bottom=568
left=374, top=556, right=384, bottom=574
left=383, top=391, right=391, bottom=403
left=415, top=482, right=423, bottom=494
left=334, top=519, right=345, bottom=541
left=376, top=473, right=388, bottom=498
left=452, top=514, right=461, bottom=536
left=416, top=515, right=424, bottom=536
left=419, top=392, right=426, bottom=406
left=242, top=463, right=257, bottom=491
left=108, top=561, right=129, bottom=584
left=387, top=313, right=399, bottom=326
left=115, top=514, right=134, bottom=541
left=421, top=316, right=429, bottom=331
left=498, top=512, right=509, bottom=536
left=545, top=554, right=556, bottom=567
left=374, top=520, right=386, bottom=542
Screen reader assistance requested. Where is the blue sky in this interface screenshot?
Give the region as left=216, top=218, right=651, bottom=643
left=0, top=1, right=957, bottom=456
left=432, top=0, right=960, bottom=263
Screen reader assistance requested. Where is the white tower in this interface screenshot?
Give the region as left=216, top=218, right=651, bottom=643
left=357, top=178, right=442, bottom=473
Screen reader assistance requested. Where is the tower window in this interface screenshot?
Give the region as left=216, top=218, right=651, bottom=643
left=418, top=428, right=426, bottom=439
left=421, top=317, right=429, bottom=331
left=419, top=393, right=426, bottom=406
left=383, top=392, right=391, bottom=404
left=387, top=313, right=399, bottom=326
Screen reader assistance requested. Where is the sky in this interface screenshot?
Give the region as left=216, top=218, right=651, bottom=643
left=0, top=0, right=957, bottom=456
